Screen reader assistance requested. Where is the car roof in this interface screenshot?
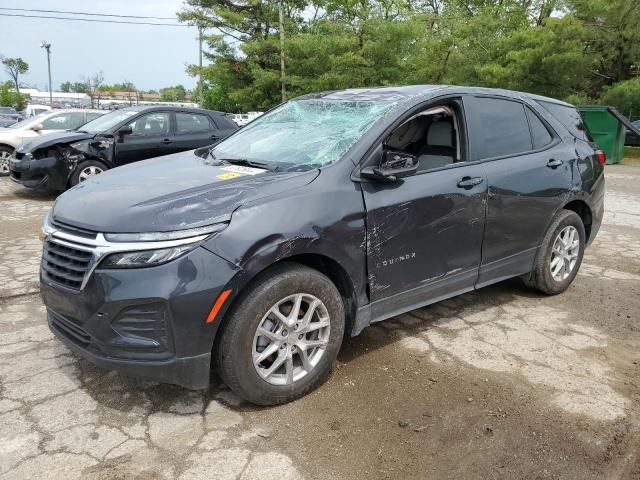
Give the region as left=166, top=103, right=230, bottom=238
left=297, top=85, right=573, bottom=108
left=117, top=105, right=226, bottom=116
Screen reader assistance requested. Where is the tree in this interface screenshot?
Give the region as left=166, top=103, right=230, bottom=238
left=600, top=78, right=640, bottom=119
left=160, top=85, right=187, bottom=102
left=0, top=80, right=28, bottom=110
left=84, top=72, right=104, bottom=108
left=1, top=57, right=29, bottom=94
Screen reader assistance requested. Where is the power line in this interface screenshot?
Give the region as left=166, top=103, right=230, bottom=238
left=0, top=7, right=176, bottom=20
left=0, top=13, right=190, bottom=27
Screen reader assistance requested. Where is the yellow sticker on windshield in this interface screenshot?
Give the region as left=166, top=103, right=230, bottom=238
left=217, top=172, right=242, bottom=180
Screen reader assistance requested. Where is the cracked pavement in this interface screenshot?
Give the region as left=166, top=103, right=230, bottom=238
left=1, top=164, right=639, bottom=479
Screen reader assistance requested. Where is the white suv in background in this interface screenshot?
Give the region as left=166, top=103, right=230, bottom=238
left=0, top=109, right=105, bottom=175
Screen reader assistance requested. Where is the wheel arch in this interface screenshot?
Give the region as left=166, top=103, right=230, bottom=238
left=217, top=252, right=358, bottom=346
left=0, top=143, right=15, bottom=151
left=562, top=199, right=593, bottom=242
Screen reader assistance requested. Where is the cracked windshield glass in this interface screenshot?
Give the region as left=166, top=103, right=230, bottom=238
left=213, top=99, right=395, bottom=170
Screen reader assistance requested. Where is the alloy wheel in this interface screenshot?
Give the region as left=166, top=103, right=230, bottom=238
left=0, top=150, right=11, bottom=174
left=252, top=293, right=331, bottom=386
left=78, top=165, right=103, bottom=182
left=550, top=225, right=580, bottom=282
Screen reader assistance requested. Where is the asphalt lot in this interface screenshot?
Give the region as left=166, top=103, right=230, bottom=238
left=0, top=164, right=639, bottom=480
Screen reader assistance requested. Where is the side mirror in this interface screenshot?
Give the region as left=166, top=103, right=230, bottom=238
left=361, top=150, right=418, bottom=182
left=31, top=123, right=43, bottom=132
left=117, top=126, right=133, bottom=137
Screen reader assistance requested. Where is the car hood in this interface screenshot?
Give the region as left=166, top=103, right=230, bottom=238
left=52, top=149, right=320, bottom=233
left=17, top=130, right=96, bottom=153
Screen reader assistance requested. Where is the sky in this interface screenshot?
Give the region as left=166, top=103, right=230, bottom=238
left=0, top=0, right=199, bottom=92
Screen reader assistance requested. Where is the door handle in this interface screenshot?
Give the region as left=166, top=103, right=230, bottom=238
left=546, top=158, right=563, bottom=168
left=457, top=176, right=484, bottom=189
left=161, top=138, right=173, bottom=144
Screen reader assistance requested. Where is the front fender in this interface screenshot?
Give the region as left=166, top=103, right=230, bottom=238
left=202, top=176, right=369, bottom=308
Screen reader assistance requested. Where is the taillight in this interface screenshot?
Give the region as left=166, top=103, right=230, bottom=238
left=596, top=150, right=607, bottom=166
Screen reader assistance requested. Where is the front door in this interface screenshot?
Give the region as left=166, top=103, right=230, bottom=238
left=360, top=99, right=486, bottom=319
left=115, top=111, right=173, bottom=165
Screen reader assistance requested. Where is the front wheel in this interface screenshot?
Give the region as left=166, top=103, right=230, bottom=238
left=0, top=146, right=13, bottom=176
left=70, top=159, right=107, bottom=187
left=215, top=263, right=345, bottom=405
left=524, top=210, right=585, bottom=295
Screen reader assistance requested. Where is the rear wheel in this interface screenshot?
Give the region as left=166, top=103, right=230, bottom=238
left=524, top=210, right=585, bottom=295
left=0, top=146, right=13, bottom=176
left=215, top=263, right=345, bottom=405
left=70, top=160, right=107, bottom=187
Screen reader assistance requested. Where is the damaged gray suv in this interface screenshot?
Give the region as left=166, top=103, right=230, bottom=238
left=40, top=86, right=605, bottom=405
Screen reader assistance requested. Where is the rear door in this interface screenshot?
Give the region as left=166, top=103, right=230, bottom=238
left=464, top=95, right=574, bottom=287
left=114, top=111, right=173, bottom=165
left=170, top=111, right=222, bottom=153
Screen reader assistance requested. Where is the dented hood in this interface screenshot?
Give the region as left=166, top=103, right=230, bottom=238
left=17, top=130, right=96, bottom=152
left=52, top=149, right=319, bottom=233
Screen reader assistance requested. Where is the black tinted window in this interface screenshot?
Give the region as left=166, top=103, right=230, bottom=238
left=526, top=107, right=553, bottom=149
left=472, top=97, right=532, bottom=159
left=176, top=113, right=212, bottom=133
left=537, top=101, right=591, bottom=141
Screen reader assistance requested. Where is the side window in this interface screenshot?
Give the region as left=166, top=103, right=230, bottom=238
left=383, top=104, right=461, bottom=172
left=537, top=101, right=592, bottom=142
left=126, top=112, right=170, bottom=137
left=85, top=112, right=103, bottom=122
left=175, top=113, right=212, bottom=134
left=470, top=97, right=532, bottom=159
left=41, top=112, right=84, bottom=130
left=525, top=107, right=553, bottom=149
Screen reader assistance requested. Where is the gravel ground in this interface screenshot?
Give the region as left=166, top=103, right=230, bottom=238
left=0, top=164, right=639, bottom=480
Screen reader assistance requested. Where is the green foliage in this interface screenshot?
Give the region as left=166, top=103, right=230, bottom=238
left=60, top=81, right=89, bottom=93
left=1, top=57, right=29, bottom=93
left=0, top=81, right=28, bottom=110
left=180, top=0, right=640, bottom=112
left=600, top=78, right=640, bottom=118
left=160, top=85, right=188, bottom=102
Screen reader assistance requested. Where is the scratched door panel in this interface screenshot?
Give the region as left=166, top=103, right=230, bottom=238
left=361, top=165, right=486, bottom=302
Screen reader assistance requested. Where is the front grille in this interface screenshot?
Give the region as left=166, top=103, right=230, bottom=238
left=50, top=219, right=98, bottom=239
left=49, top=311, right=91, bottom=348
left=42, top=239, right=92, bottom=290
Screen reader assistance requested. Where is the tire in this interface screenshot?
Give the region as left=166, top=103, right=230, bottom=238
left=70, top=159, right=107, bottom=187
left=0, top=146, right=13, bottom=176
left=215, top=263, right=345, bottom=405
left=524, top=210, right=585, bottom=295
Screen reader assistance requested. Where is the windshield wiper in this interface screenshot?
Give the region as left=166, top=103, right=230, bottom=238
left=222, top=157, right=278, bottom=171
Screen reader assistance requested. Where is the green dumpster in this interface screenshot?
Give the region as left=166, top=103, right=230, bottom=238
left=578, top=106, right=640, bottom=165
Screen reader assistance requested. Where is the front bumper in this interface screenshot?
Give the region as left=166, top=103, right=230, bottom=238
left=41, top=245, right=240, bottom=389
left=10, top=155, right=69, bottom=191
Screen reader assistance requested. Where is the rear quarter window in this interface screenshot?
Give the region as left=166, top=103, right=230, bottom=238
left=537, top=101, right=592, bottom=142
left=213, top=114, right=238, bottom=130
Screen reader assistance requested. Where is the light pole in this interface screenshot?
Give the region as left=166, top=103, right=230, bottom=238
left=40, top=41, right=52, bottom=106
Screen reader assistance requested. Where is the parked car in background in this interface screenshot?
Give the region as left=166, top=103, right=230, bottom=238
left=231, top=111, right=264, bottom=127
left=23, top=104, right=52, bottom=118
left=10, top=105, right=238, bottom=191
left=0, top=109, right=105, bottom=175
left=625, top=119, right=640, bottom=147
left=39, top=86, right=605, bottom=405
left=0, top=107, right=23, bottom=128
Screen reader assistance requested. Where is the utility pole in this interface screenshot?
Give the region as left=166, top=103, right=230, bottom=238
left=198, top=25, right=204, bottom=107
left=278, top=0, right=286, bottom=102
left=40, top=41, right=52, bottom=105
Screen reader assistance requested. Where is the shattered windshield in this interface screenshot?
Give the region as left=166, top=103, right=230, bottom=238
left=212, top=98, right=395, bottom=170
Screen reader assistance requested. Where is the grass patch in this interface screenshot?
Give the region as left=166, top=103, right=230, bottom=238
left=623, top=147, right=640, bottom=164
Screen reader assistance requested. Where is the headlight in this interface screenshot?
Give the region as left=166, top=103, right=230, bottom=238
left=104, top=223, right=228, bottom=242
left=100, top=243, right=198, bottom=269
